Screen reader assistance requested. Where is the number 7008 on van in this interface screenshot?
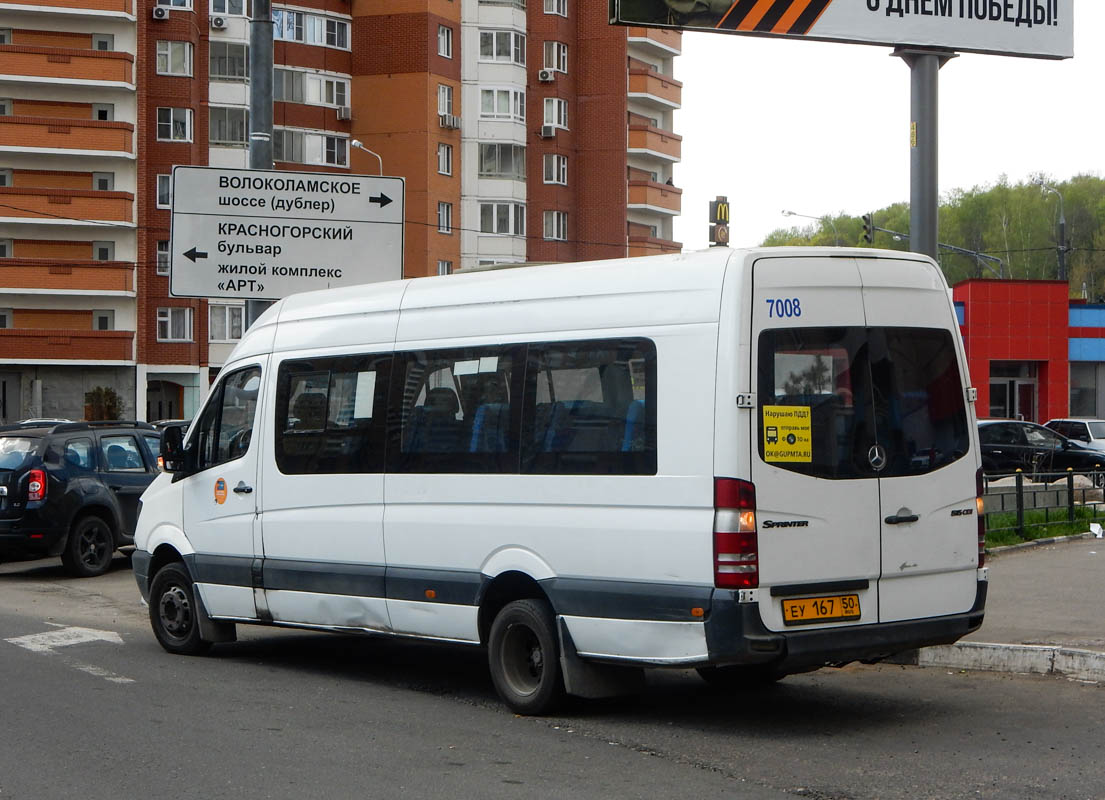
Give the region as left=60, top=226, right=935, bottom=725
left=132, top=247, right=987, bottom=715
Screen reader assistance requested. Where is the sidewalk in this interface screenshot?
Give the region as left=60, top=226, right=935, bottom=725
left=898, top=534, right=1105, bottom=682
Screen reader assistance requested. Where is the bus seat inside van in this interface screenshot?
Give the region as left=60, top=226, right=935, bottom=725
left=407, top=387, right=463, bottom=453
left=469, top=403, right=509, bottom=453
left=291, top=392, right=327, bottom=431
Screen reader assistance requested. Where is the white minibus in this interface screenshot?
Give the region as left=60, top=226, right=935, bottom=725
left=133, top=247, right=987, bottom=714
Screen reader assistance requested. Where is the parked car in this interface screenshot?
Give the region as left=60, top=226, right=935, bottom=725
left=978, top=419, right=1105, bottom=484
left=0, top=421, right=161, bottom=576
left=1043, top=418, right=1105, bottom=452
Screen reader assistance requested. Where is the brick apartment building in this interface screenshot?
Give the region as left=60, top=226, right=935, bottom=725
left=0, top=0, right=681, bottom=423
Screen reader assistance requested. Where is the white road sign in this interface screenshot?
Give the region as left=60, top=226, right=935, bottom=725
left=170, top=166, right=405, bottom=300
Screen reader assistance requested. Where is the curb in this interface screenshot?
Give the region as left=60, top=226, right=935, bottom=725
left=986, top=530, right=1101, bottom=557
left=892, top=642, right=1105, bottom=683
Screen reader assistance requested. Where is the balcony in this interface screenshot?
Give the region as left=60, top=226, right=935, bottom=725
left=627, top=123, right=681, bottom=163
left=0, top=45, right=134, bottom=87
left=627, top=180, right=681, bottom=215
left=0, top=0, right=135, bottom=18
left=0, top=115, right=134, bottom=158
left=628, top=68, right=682, bottom=110
left=628, top=236, right=681, bottom=258
left=0, top=188, right=134, bottom=225
left=626, top=26, right=682, bottom=58
left=0, top=259, right=135, bottom=294
left=0, top=329, right=134, bottom=363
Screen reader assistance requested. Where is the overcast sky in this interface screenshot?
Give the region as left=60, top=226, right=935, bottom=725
left=671, top=0, right=1100, bottom=250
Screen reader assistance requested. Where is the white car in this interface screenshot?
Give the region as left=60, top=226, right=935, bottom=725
left=1044, top=419, right=1105, bottom=451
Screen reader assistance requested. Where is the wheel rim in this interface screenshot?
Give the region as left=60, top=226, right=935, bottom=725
left=500, top=622, right=544, bottom=698
left=77, top=521, right=112, bottom=571
left=158, top=584, right=193, bottom=640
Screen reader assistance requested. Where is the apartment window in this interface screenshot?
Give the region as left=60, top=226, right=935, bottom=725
left=210, top=107, right=249, bottom=145
left=210, top=304, right=243, bottom=342
left=325, top=19, right=348, bottom=48
left=157, top=307, right=193, bottom=342
left=93, top=310, right=114, bottom=331
left=479, top=30, right=526, bottom=65
left=478, top=143, right=526, bottom=180
left=156, top=240, right=170, bottom=275
left=92, top=241, right=114, bottom=261
left=324, top=136, right=347, bottom=166
left=544, top=0, right=567, bottom=14
left=212, top=0, right=247, bottom=15
left=0, top=308, right=11, bottom=328
left=543, top=41, right=568, bottom=72
left=0, top=169, right=11, bottom=188
left=157, top=0, right=191, bottom=7
left=543, top=153, right=567, bottom=185
left=437, top=260, right=452, bottom=276
left=273, top=10, right=304, bottom=41
left=544, top=97, right=568, bottom=128
left=437, top=202, right=452, bottom=234
left=92, top=172, right=114, bottom=191
left=437, top=84, right=454, bottom=116
left=157, top=107, right=193, bottom=141
left=156, top=41, right=193, bottom=76
left=92, top=34, right=114, bottom=51
left=479, top=88, right=525, bottom=121
left=156, top=174, right=171, bottom=208
left=322, top=77, right=348, bottom=107
left=437, top=143, right=453, bottom=176
left=0, top=239, right=11, bottom=258
left=92, top=103, right=113, bottom=121
left=210, top=41, right=249, bottom=80
left=543, top=210, right=567, bottom=241
left=438, top=25, right=452, bottom=58
left=480, top=202, right=526, bottom=236
left=273, top=129, right=305, bottom=163
left=273, top=69, right=305, bottom=102
left=0, top=30, right=11, bottom=45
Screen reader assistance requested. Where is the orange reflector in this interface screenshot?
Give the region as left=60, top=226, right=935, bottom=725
left=691, top=607, right=704, bottom=618
left=424, top=589, right=436, bottom=600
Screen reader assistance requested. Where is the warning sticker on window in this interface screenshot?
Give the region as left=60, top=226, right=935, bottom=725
left=763, top=406, right=812, bottom=463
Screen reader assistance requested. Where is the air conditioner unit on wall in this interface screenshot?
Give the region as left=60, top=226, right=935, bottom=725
left=152, top=6, right=169, bottom=20
left=210, top=15, right=227, bottom=29
left=538, top=69, right=555, bottom=83
left=336, top=106, right=351, bottom=120
left=540, top=124, right=556, bottom=139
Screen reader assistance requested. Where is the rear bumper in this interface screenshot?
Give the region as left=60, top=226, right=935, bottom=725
left=0, top=515, right=68, bottom=560
left=704, top=580, right=988, bottom=672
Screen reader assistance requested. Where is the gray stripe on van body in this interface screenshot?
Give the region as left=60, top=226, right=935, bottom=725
left=264, top=558, right=387, bottom=598
left=541, top=577, right=714, bottom=622
left=386, top=567, right=484, bottom=605
left=187, top=553, right=254, bottom=588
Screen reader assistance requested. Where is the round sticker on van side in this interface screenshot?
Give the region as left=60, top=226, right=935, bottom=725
left=763, top=406, right=812, bottom=463
left=214, top=477, right=228, bottom=505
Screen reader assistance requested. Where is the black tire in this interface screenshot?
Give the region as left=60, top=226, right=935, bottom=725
left=488, top=598, right=564, bottom=715
left=696, top=664, right=784, bottom=689
left=149, top=562, right=211, bottom=656
left=60, top=515, right=115, bottom=578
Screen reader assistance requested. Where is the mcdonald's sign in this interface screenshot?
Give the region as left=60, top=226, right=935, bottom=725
left=709, top=195, right=730, bottom=246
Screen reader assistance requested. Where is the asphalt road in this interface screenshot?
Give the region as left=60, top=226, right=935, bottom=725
left=1, top=555, right=1102, bottom=800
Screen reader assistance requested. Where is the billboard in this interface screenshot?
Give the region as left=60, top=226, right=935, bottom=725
left=610, top=0, right=1073, bottom=59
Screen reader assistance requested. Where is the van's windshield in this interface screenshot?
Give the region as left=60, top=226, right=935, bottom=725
left=757, top=327, right=969, bottom=480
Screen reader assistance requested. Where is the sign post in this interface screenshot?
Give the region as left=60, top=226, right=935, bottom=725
left=169, top=166, right=404, bottom=301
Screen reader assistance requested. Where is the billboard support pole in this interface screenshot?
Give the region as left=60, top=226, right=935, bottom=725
left=246, top=0, right=275, bottom=330
left=895, top=48, right=956, bottom=261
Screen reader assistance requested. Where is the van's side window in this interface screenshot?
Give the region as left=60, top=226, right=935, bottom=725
left=194, top=366, right=262, bottom=471
left=391, top=346, right=522, bottom=473
left=521, top=338, right=657, bottom=475
left=275, top=354, right=391, bottom=474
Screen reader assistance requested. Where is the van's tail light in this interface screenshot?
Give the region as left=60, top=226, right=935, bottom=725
left=976, top=467, right=986, bottom=568
left=27, top=468, right=46, bottom=502
left=714, top=477, right=757, bottom=589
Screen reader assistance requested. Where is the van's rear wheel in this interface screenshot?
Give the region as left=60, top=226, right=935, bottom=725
left=696, top=664, right=784, bottom=689
left=488, top=599, right=564, bottom=715
left=61, top=515, right=115, bottom=578
left=149, top=562, right=211, bottom=656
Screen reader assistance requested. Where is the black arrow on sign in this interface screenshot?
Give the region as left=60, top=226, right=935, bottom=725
left=370, top=193, right=392, bottom=208
left=183, top=247, right=208, bottom=262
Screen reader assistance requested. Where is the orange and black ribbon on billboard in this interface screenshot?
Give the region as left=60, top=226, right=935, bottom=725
left=612, top=0, right=832, bottom=37
left=714, top=0, right=832, bottom=35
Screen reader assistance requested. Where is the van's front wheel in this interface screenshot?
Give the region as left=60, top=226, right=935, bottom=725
left=488, top=599, right=563, bottom=715
left=149, top=562, right=211, bottom=656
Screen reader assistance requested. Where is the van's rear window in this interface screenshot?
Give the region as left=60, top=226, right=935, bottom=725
left=757, top=327, right=969, bottom=480
left=0, top=437, right=38, bottom=470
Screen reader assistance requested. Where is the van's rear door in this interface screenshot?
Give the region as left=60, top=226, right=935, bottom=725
left=750, top=256, right=882, bottom=630
left=857, top=257, right=978, bottom=622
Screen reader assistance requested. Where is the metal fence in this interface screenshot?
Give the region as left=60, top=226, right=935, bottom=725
left=983, top=469, right=1105, bottom=540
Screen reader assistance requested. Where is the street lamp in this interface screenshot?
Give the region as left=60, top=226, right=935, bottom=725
left=781, top=209, right=841, bottom=246
left=1035, top=178, right=1067, bottom=282
left=350, top=139, right=383, bottom=176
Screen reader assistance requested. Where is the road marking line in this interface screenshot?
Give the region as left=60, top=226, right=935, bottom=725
left=5, top=626, right=124, bottom=653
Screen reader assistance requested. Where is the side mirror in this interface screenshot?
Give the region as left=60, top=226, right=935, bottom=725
left=160, top=425, right=187, bottom=473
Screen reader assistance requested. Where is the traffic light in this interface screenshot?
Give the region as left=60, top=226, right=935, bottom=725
left=862, top=213, right=874, bottom=244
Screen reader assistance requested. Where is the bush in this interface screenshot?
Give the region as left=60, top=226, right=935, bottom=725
left=84, top=386, right=123, bottom=421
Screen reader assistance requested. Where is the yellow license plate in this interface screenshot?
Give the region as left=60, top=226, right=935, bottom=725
left=781, top=594, right=861, bottom=626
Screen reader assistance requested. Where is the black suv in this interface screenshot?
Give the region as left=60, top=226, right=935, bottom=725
left=0, top=421, right=161, bottom=577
